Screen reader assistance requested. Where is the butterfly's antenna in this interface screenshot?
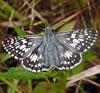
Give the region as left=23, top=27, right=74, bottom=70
left=30, top=24, right=45, bottom=31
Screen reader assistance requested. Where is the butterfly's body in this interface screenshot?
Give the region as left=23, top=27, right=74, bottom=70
left=43, top=27, right=57, bottom=70
left=2, top=27, right=98, bottom=72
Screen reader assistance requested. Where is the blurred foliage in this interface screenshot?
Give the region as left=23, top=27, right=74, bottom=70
left=0, top=0, right=100, bottom=93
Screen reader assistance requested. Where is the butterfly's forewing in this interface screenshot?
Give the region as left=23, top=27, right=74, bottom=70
left=2, top=35, right=43, bottom=60
left=55, top=28, right=98, bottom=53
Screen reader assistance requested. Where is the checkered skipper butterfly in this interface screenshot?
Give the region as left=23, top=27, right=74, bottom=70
left=2, top=27, right=98, bottom=72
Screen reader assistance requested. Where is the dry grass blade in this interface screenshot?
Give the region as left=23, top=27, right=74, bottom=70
left=52, top=7, right=88, bottom=30
left=52, top=3, right=96, bottom=30
left=66, top=65, right=100, bottom=85
left=75, top=80, right=82, bottom=93
left=83, top=78, right=100, bottom=87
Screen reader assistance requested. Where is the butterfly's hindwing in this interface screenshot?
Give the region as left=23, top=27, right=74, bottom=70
left=54, top=42, right=82, bottom=70
left=22, top=43, right=53, bottom=72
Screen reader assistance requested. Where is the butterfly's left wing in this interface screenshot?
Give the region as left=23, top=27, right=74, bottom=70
left=55, top=28, right=98, bottom=53
left=2, top=35, right=43, bottom=60
left=2, top=35, right=54, bottom=72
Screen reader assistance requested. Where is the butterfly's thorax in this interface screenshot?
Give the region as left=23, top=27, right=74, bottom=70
left=43, top=27, right=56, bottom=69
left=44, top=27, right=56, bottom=50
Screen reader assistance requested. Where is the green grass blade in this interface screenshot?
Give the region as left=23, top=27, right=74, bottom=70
left=45, top=19, right=49, bottom=27
left=0, top=0, right=22, bottom=19
left=13, top=24, right=27, bottom=36
left=0, top=66, right=52, bottom=79
left=0, top=78, right=21, bottom=93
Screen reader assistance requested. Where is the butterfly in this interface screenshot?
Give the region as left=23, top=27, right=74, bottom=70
left=2, top=27, right=98, bottom=72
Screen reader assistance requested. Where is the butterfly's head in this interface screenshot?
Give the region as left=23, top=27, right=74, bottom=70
left=45, top=27, right=53, bottom=35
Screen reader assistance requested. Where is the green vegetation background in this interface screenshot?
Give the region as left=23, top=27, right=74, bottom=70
left=0, top=0, right=100, bottom=93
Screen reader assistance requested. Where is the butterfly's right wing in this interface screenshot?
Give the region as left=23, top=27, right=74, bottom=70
left=55, top=28, right=98, bottom=53
left=2, top=35, right=43, bottom=60
left=54, top=28, right=98, bottom=70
